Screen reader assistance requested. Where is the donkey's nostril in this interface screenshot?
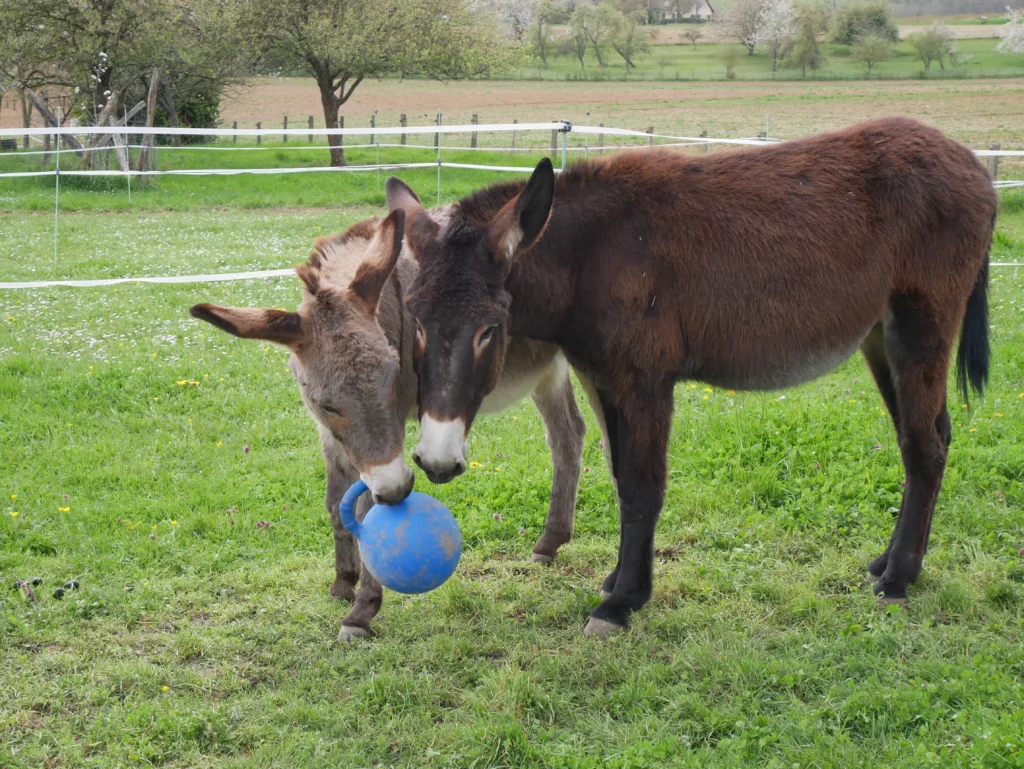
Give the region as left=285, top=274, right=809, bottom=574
left=413, top=452, right=424, bottom=471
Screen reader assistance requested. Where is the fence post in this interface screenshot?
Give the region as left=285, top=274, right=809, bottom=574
left=256, top=122, right=261, bottom=146
left=471, top=114, right=478, bottom=149
left=435, top=111, right=440, bottom=150
left=512, top=119, right=518, bottom=152
left=233, top=120, right=237, bottom=144
left=551, top=128, right=557, bottom=156
left=646, top=126, right=654, bottom=147
left=598, top=124, right=604, bottom=155
left=308, top=115, right=313, bottom=143
left=42, top=132, right=51, bottom=167
left=988, top=143, right=1001, bottom=180
left=701, top=129, right=708, bottom=154
left=283, top=115, right=288, bottom=143
left=370, top=114, right=375, bottom=145
left=400, top=114, right=407, bottom=145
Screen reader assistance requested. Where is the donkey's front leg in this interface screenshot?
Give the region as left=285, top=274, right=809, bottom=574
left=584, top=386, right=673, bottom=637
left=529, top=357, right=586, bottom=563
left=339, top=489, right=384, bottom=641
left=325, top=443, right=361, bottom=602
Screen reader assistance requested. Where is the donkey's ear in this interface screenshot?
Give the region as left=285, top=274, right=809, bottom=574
left=189, top=304, right=303, bottom=349
left=385, top=176, right=423, bottom=213
left=347, top=209, right=406, bottom=314
left=491, top=158, right=555, bottom=268
left=385, top=176, right=437, bottom=264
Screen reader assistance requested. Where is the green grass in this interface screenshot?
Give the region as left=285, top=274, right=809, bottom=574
left=2, top=135, right=1024, bottom=766
left=515, top=38, right=1024, bottom=81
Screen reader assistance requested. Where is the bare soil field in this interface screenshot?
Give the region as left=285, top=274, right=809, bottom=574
left=221, top=77, right=1024, bottom=148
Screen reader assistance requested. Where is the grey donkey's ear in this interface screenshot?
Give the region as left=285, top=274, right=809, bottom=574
left=348, top=209, right=406, bottom=315
left=385, top=177, right=437, bottom=264
left=189, top=304, right=303, bottom=349
left=385, top=176, right=422, bottom=213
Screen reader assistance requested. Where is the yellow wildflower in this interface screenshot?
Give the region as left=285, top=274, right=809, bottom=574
left=494, top=467, right=502, bottom=472
left=217, top=441, right=223, bottom=447
left=153, top=397, right=159, bottom=401
left=704, top=387, right=713, bottom=393
left=161, top=686, right=169, bottom=693
left=10, top=494, right=15, bottom=500
left=848, top=399, right=857, bottom=404
left=469, top=461, right=482, bottom=469
left=727, top=390, right=736, bottom=396
left=170, top=520, right=178, bottom=526
left=688, top=384, right=696, bottom=389
left=962, top=404, right=968, bottom=409
left=9, top=511, right=18, bottom=518
left=58, top=506, right=70, bottom=513
left=994, top=413, right=1003, bottom=418
left=969, top=428, right=977, bottom=433
left=5, top=316, right=13, bottom=321
left=703, top=395, right=709, bottom=401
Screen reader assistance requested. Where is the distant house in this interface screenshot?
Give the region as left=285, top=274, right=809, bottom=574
left=652, top=0, right=716, bottom=22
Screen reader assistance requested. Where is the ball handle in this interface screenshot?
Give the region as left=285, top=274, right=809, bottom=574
left=339, top=479, right=369, bottom=539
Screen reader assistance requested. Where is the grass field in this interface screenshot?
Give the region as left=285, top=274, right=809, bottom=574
left=517, top=38, right=1024, bottom=82
left=3, top=88, right=1024, bottom=766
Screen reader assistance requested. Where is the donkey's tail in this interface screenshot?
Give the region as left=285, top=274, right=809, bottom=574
left=955, top=256, right=990, bottom=408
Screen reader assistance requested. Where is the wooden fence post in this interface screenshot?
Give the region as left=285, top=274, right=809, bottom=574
left=370, top=114, right=375, bottom=145
left=308, top=115, right=313, bottom=143
left=400, top=114, right=407, bottom=145
left=283, top=115, right=288, bottom=143
left=598, top=124, right=604, bottom=155
left=233, top=120, right=237, bottom=144
left=646, top=126, right=654, bottom=146
left=512, top=119, right=518, bottom=151
left=988, top=143, right=1001, bottom=180
left=471, top=114, right=478, bottom=149
left=435, top=113, right=440, bottom=150
left=256, top=122, right=261, bottom=146
left=42, top=132, right=50, bottom=166
left=701, top=129, right=708, bottom=154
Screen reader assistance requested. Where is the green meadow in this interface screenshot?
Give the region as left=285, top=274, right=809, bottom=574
left=2, top=113, right=1024, bottom=766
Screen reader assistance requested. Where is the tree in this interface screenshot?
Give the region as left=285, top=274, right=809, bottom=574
left=719, top=0, right=767, bottom=55
left=682, top=29, right=703, bottom=49
left=997, top=8, right=1024, bottom=55
left=829, top=2, right=898, bottom=45
left=246, top=0, right=511, bottom=167
left=492, top=0, right=533, bottom=42
left=570, top=3, right=622, bottom=70
left=720, top=45, right=741, bottom=78
left=759, top=0, right=794, bottom=72
left=563, top=15, right=591, bottom=71
left=611, top=9, right=652, bottom=73
left=785, top=1, right=829, bottom=76
left=906, top=23, right=956, bottom=72
left=851, top=32, right=893, bottom=74
left=529, top=0, right=568, bottom=67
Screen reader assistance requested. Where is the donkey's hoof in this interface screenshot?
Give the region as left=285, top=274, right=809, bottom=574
left=583, top=617, right=623, bottom=637
left=336, top=625, right=370, bottom=643
left=876, top=594, right=908, bottom=609
left=531, top=553, right=554, bottom=564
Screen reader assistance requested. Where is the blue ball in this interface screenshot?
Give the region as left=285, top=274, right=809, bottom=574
left=339, top=479, right=462, bottom=594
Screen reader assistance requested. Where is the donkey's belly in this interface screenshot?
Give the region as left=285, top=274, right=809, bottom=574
left=695, top=335, right=867, bottom=391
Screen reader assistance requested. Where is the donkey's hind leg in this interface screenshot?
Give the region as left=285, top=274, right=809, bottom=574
left=873, top=299, right=954, bottom=600
left=860, top=325, right=903, bottom=579
left=530, top=356, right=587, bottom=563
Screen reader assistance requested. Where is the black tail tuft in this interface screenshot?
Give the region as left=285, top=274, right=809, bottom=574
left=955, top=259, right=990, bottom=408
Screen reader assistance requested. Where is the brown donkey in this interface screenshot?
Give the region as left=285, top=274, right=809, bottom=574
left=388, top=116, right=997, bottom=636
left=190, top=211, right=587, bottom=640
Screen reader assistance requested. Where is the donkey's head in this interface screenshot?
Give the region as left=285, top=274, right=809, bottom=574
left=386, top=160, right=555, bottom=482
left=190, top=210, right=415, bottom=504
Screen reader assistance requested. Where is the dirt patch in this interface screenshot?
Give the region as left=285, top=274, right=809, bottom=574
left=220, top=77, right=1024, bottom=147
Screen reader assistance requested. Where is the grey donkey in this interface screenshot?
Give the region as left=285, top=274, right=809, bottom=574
left=190, top=209, right=587, bottom=641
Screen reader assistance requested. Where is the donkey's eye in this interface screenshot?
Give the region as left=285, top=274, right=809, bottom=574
left=476, top=326, right=497, bottom=349
left=414, top=318, right=426, bottom=341
left=322, top=404, right=343, bottom=417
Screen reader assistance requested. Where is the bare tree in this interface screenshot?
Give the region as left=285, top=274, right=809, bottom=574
left=851, top=33, right=893, bottom=75
left=906, top=23, right=956, bottom=72
left=572, top=3, right=622, bottom=69
left=529, top=0, right=569, bottom=67
left=785, top=1, right=829, bottom=77
left=682, top=29, right=703, bottom=49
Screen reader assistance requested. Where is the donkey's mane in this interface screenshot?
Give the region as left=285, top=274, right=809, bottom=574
left=295, top=218, right=380, bottom=295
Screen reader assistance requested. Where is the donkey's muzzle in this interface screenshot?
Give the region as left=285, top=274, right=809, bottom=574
left=414, top=452, right=466, bottom=485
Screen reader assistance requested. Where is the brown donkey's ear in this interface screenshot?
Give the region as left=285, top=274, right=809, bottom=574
left=347, top=209, right=406, bottom=314
left=491, top=158, right=555, bottom=269
left=189, top=304, right=303, bottom=349
left=385, top=176, right=437, bottom=263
